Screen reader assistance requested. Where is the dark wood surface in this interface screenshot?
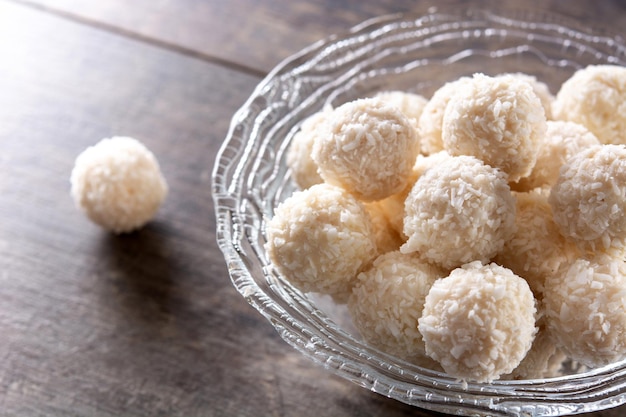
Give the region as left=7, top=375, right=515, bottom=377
left=1, top=0, right=625, bottom=416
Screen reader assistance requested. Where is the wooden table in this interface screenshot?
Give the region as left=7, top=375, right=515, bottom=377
left=1, top=0, right=625, bottom=416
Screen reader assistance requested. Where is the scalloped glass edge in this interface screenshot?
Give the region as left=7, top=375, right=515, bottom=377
left=212, top=8, right=626, bottom=417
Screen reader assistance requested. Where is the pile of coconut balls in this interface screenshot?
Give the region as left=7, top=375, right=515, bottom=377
left=265, top=64, right=626, bottom=383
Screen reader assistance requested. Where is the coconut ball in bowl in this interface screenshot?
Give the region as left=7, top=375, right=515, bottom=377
left=512, top=121, right=599, bottom=192
left=418, top=76, right=472, bottom=156
left=376, top=150, right=452, bottom=237
left=543, top=253, right=626, bottom=368
left=499, top=72, right=555, bottom=120
left=311, top=97, right=419, bottom=201
left=286, top=109, right=330, bottom=190
left=441, top=73, right=547, bottom=182
left=494, top=188, right=580, bottom=296
left=349, top=250, right=446, bottom=368
left=552, top=64, right=626, bottom=145
left=265, top=183, right=378, bottom=303
left=549, top=144, right=626, bottom=253
left=401, top=154, right=515, bottom=270
left=418, top=261, right=537, bottom=383
left=374, top=90, right=428, bottom=133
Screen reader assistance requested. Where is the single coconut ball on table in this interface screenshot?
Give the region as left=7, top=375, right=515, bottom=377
left=70, top=136, right=168, bottom=234
left=494, top=188, right=580, bottom=297
left=549, top=144, right=626, bottom=253
left=512, top=120, right=600, bottom=192
left=348, top=250, right=446, bottom=369
left=418, top=261, right=537, bottom=383
left=311, top=97, right=419, bottom=201
left=543, top=253, right=626, bottom=368
left=286, top=109, right=330, bottom=190
left=417, top=76, right=472, bottom=156
left=441, top=73, right=547, bottom=182
left=401, top=154, right=516, bottom=270
left=265, top=183, right=378, bottom=303
left=552, top=64, right=626, bottom=145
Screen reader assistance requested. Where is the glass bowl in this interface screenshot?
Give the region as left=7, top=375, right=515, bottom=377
left=212, top=7, right=626, bottom=417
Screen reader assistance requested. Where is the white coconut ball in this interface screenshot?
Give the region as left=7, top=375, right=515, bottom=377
left=442, top=73, right=547, bottom=182
left=364, top=202, right=404, bottom=255
left=543, top=254, right=626, bottom=368
left=311, top=97, right=419, bottom=201
left=418, top=76, right=472, bottom=155
left=286, top=110, right=329, bottom=190
left=419, top=261, right=537, bottom=383
left=374, top=90, right=428, bottom=133
left=552, top=64, right=626, bottom=145
left=506, top=322, right=567, bottom=380
left=513, top=121, right=600, bottom=192
left=377, top=150, right=452, bottom=237
left=501, top=72, right=555, bottom=120
left=349, top=250, right=445, bottom=368
left=495, top=189, right=579, bottom=296
left=401, top=155, right=516, bottom=270
left=70, top=136, right=168, bottom=234
left=265, top=183, right=377, bottom=303
left=549, top=144, right=626, bottom=252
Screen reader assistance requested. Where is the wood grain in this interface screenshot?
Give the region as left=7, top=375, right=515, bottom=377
left=14, top=0, right=626, bottom=74
left=1, top=0, right=626, bottom=416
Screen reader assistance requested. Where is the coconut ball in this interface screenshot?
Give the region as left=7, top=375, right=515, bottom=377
left=349, top=251, right=446, bottom=368
left=364, top=202, right=404, bottom=254
left=70, top=136, right=168, bottom=234
left=377, top=151, right=452, bottom=237
left=549, top=144, right=626, bottom=252
left=543, top=254, right=626, bottom=368
left=442, top=73, right=547, bottom=182
left=552, top=64, right=626, bottom=145
left=373, top=181, right=413, bottom=239
left=265, top=183, right=377, bottom=303
left=418, top=76, right=472, bottom=155
left=513, top=121, right=600, bottom=192
left=501, top=72, right=555, bottom=120
left=311, top=97, right=419, bottom=201
left=401, top=155, right=516, bottom=270
left=374, top=90, right=428, bottom=133
left=286, top=110, right=329, bottom=190
left=506, top=321, right=567, bottom=380
left=495, top=189, right=579, bottom=296
left=419, top=261, right=537, bottom=383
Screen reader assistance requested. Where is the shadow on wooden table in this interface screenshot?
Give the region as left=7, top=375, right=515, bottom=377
left=99, top=222, right=178, bottom=327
